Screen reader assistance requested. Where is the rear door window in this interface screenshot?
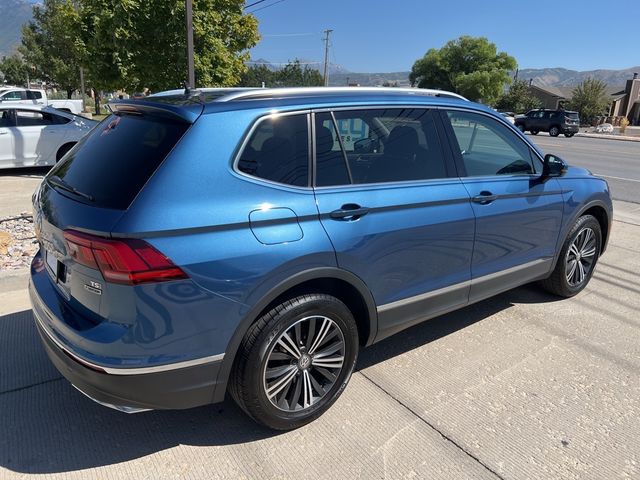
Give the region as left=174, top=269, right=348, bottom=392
left=27, top=90, right=43, bottom=100
left=315, top=108, right=449, bottom=186
left=15, top=110, right=57, bottom=127
left=237, top=113, right=309, bottom=187
left=49, top=113, right=188, bottom=210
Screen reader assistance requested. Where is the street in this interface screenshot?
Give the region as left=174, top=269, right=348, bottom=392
left=1, top=136, right=639, bottom=479
left=528, top=135, right=640, bottom=204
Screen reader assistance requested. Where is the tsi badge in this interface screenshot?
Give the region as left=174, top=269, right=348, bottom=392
left=84, top=281, right=103, bottom=295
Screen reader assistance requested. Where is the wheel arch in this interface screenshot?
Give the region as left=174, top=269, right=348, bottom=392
left=213, top=267, right=378, bottom=403
left=551, top=199, right=611, bottom=272
left=581, top=203, right=610, bottom=254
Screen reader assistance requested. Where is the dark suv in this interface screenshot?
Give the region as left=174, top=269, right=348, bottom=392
left=30, top=87, right=611, bottom=430
left=515, top=109, right=580, bottom=137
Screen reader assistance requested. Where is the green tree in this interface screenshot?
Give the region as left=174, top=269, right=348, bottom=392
left=410, top=36, right=517, bottom=104
left=496, top=79, right=542, bottom=113
left=19, top=0, right=86, bottom=98
left=274, top=60, right=323, bottom=87
left=238, top=64, right=275, bottom=87
left=569, top=78, right=609, bottom=125
left=0, top=54, right=29, bottom=86
left=82, top=0, right=260, bottom=92
left=238, top=60, right=323, bottom=87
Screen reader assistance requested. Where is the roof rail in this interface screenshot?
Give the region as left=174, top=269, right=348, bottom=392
left=216, top=86, right=468, bottom=102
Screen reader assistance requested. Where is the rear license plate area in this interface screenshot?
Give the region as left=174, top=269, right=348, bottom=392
left=45, top=248, right=66, bottom=283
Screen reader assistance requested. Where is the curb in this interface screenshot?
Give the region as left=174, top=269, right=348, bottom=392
left=0, top=268, right=30, bottom=293
left=576, top=133, right=640, bottom=142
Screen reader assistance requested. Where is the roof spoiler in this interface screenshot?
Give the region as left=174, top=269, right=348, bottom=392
left=108, top=100, right=203, bottom=124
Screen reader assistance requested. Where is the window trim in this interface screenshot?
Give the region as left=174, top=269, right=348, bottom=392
left=438, top=107, right=545, bottom=178
left=311, top=106, right=456, bottom=189
left=232, top=109, right=313, bottom=190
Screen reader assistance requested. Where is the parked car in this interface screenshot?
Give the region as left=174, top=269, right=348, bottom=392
left=30, top=87, right=612, bottom=430
left=499, top=111, right=515, bottom=124
left=514, top=109, right=580, bottom=137
left=0, top=105, right=96, bottom=169
left=0, top=88, right=84, bottom=114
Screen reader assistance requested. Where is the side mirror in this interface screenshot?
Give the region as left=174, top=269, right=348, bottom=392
left=542, top=153, right=567, bottom=177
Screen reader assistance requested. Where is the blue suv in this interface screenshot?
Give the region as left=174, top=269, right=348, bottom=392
left=30, top=87, right=612, bottom=429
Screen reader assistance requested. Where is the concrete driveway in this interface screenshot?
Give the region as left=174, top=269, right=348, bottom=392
left=0, top=167, right=47, bottom=217
left=1, top=201, right=639, bottom=479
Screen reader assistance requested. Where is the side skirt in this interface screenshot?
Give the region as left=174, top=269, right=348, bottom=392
left=374, top=258, right=553, bottom=343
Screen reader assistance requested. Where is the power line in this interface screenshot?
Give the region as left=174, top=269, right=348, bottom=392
left=261, top=33, right=315, bottom=37
left=247, top=61, right=322, bottom=65
left=247, top=0, right=285, bottom=13
left=244, top=0, right=268, bottom=9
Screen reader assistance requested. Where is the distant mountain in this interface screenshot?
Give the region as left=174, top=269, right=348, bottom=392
left=0, top=0, right=33, bottom=57
left=328, top=71, right=411, bottom=87
left=518, top=66, right=639, bottom=89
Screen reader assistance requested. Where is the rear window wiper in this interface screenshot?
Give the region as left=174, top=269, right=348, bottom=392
left=47, top=175, right=95, bottom=202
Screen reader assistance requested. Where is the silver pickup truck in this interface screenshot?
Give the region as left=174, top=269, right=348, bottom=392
left=0, top=87, right=83, bottom=115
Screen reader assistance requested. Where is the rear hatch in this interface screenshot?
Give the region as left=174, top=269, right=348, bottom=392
left=33, top=102, right=198, bottom=324
left=564, top=111, right=580, bottom=126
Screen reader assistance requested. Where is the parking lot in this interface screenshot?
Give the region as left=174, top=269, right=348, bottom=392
left=1, top=135, right=639, bottom=479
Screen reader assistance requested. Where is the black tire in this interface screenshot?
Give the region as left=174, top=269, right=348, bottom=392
left=540, top=215, right=601, bottom=298
left=56, top=142, right=76, bottom=162
left=530, top=130, right=539, bottom=135
left=564, top=132, right=575, bottom=138
left=229, top=294, right=359, bottom=430
left=549, top=126, right=560, bottom=137
left=516, top=124, right=525, bottom=132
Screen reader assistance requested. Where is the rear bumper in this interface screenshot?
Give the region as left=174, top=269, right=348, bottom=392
left=562, top=125, right=579, bottom=133
left=30, top=278, right=225, bottom=411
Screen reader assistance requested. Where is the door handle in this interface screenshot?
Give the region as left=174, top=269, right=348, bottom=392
left=0, top=130, right=7, bottom=135
left=471, top=191, right=498, bottom=205
left=330, top=204, right=370, bottom=220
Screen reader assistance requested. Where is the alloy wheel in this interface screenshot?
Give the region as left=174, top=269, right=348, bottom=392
left=263, top=315, right=345, bottom=412
left=565, top=227, right=597, bottom=286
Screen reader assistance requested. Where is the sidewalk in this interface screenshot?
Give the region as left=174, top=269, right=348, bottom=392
left=0, top=269, right=31, bottom=315
left=577, top=132, right=640, bottom=142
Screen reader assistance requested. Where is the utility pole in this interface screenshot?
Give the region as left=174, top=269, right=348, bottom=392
left=79, top=66, right=86, bottom=112
left=185, top=0, right=195, bottom=89
left=322, top=29, right=333, bottom=87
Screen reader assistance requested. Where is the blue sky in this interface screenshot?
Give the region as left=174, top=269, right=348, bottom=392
left=247, top=0, right=640, bottom=72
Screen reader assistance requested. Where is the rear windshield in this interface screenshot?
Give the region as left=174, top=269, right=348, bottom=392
left=565, top=112, right=579, bottom=119
left=49, top=113, right=188, bottom=210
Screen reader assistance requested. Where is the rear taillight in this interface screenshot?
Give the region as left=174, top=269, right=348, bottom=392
left=63, top=230, right=187, bottom=285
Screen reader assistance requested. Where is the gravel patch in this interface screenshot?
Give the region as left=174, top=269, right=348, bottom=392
left=0, top=213, right=38, bottom=271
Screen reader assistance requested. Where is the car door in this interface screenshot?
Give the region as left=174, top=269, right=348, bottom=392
left=441, top=109, right=564, bottom=303
left=312, top=107, right=475, bottom=341
left=0, top=109, right=16, bottom=167
left=13, top=109, right=60, bottom=165
left=527, top=110, right=543, bottom=131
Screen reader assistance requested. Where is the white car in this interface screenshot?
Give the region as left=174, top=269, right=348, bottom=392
left=499, top=112, right=516, bottom=124
left=0, top=105, right=96, bottom=169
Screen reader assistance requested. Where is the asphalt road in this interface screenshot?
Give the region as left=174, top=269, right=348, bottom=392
left=528, top=135, right=640, bottom=204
